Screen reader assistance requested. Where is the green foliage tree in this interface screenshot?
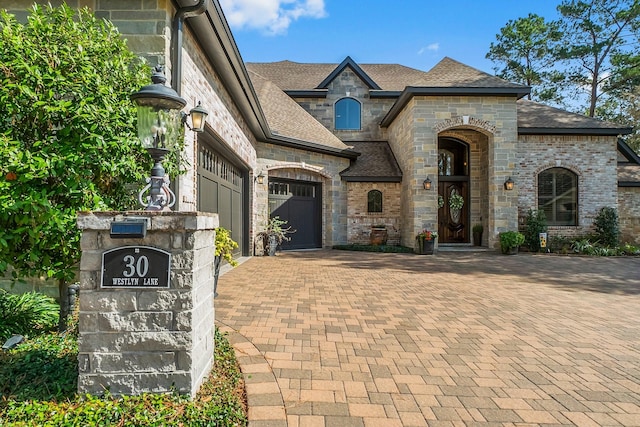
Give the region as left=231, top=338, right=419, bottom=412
left=556, top=0, right=640, bottom=117
left=523, top=209, right=548, bottom=252
left=486, top=13, right=564, bottom=103
left=0, top=5, right=154, bottom=312
left=593, top=206, right=620, bottom=247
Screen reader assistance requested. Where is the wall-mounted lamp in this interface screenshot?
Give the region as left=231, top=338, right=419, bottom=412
left=423, top=176, right=432, bottom=190
left=255, top=171, right=265, bottom=185
left=181, top=101, right=208, bottom=133
left=504, top=176, right=515, bottom=191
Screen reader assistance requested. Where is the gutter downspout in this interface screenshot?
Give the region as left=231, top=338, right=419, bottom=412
left=171, top=0, right=208, bottom=95
left=170, top=0, right=207, bottom=210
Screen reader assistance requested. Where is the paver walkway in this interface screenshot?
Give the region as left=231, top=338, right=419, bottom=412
left=215, top=250, right=640, bottom=426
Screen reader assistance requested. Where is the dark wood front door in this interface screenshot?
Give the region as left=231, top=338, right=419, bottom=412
left=438, top=180, right=469, bottom=243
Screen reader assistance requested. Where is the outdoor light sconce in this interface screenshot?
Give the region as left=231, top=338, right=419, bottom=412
left=181, top=101, right=208, bottom=133
left=131, top=65, right=187, bottom=211
left=255, top=171, right=265, bottom=185
left=423, top=176, right=432, bottom=190
left=504, top=176, right=515, bottom=191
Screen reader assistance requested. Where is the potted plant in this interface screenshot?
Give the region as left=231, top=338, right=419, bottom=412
left=472, top=224, right=483, bottom=246
left=415, top=229, right=438, bottom=255
left=370, top=224, right=388, bottom=246
left=213, top=227, right=238, bottom=297
left=257, top=216, right=296, bottom=256
left=499, top=231, right=525, bottom=255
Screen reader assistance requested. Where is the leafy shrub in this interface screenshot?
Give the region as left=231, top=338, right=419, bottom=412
left=0, top=290, right=59, bottom=341
left=499, top=231, right=525, bottom=253
left=593, top=207, right=619, bottom=247
left=0, top=327, right=247, bottom=426
left=523, top=209, right=547, bottom=252
left=548, top=235, right=573, bottom=254
left=0, top=331, right=78, bottom=401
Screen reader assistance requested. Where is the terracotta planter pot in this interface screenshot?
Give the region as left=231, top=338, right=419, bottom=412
left=370, top=228, right=388, bottom=245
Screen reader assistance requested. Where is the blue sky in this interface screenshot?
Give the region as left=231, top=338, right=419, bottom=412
left=219, top=0, right=562, bottom=74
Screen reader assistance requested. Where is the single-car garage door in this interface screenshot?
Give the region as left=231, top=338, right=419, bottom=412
left=197, top=138, right=245, bottom=257
left=268, top=178, right=322, bottom=250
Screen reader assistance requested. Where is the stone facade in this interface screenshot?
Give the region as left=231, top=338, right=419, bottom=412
left=292, top=68, right=394, bottom=141
left=347, top=182, right=402, bottom=245
left=387, top=96, right=519, bottom=249
left=76, top=211, right=218, bottom=397
left=256, top=143, right=351, bottom=249
left=619, top=187, right=640, bottom=244
left=517, top=134, right=618, bottom=237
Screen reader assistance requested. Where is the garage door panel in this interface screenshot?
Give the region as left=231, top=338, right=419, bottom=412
left=269, top=179, right=321, bottom=250
left=197, top=143, right=244, bottom=256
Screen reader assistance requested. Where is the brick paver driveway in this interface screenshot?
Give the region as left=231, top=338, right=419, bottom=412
left=215, top=250, right=640, bottom=426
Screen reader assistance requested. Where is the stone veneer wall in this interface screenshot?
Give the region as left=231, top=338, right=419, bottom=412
left=619, top=187, right=640, bottom=244
left=292, top=68, right=395, bottom=141
left=76, top=211, right=218, bottom=397
left=256, top=143, right=351, bottom=249
left=387, top=96, right=519, bottom=249
left=179, top=26, right=258, bottom=212
left=346, top=182, right=402, bottom=245
left=517, top=135, right=618, bottom=237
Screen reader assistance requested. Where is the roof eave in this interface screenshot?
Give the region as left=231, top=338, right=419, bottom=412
left=267, top=134, right=360, bottom=159
left=183, top=1, right=270, bottom=141
left=381, top=86, right=530, bottom=127
left=618, top=138, right=640, bottom=164
left=340, top=176, right=403, bottom=182
left=618, top=181, right=640, bottom=187
left=285, top=89, right=328, bottom=98
left=518, top=127, right=633, bottom=136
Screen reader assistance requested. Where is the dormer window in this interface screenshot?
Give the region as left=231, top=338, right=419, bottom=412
left=335, top=98, right=361, bottom=130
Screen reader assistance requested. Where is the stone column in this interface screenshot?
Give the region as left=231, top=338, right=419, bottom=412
left=76, top=211, right=218, bottom=397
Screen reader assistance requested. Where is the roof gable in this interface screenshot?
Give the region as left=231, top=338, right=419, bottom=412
left=422, top=57, right=528, bottom=90
left=317, top=56, right=381, bottom=90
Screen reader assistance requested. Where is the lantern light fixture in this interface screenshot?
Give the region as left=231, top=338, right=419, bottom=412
left=130, top=65, right=186, bottom=211
left=181, top=101, right=208, bottom=133
left=255, top=171, right=265, bottom=185
left=504, top=176, right=515, bottom=191
left=423, top=176, right=432, bottom=190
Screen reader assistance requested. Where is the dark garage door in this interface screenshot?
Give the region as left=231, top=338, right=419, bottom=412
left=197, top=141, right=245, bottom=257
left=268, top=179, right=321, bottom=250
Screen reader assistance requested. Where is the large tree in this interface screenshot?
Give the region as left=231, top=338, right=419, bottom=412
left=0, top=5, right=152, bottom=315
left=486, top=13, right=564, bottom=103
left=556, top=0, right=640, bottom=117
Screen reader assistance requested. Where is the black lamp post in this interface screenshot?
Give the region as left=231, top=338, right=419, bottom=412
left=131, top=65, right=186, bottom=211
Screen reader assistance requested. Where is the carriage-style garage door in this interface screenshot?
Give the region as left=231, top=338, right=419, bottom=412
left=268, top=179, right=322, bottom=250
left=197, top=142, right=245, bottom=256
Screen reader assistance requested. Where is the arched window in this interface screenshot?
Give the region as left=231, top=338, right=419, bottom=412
left=367, top=190, right=382, bottom=213
left=335, top=98, right=361, bottom=130
left=538, top=168, right=578, bottom=226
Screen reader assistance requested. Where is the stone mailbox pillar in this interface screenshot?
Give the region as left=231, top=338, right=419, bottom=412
left=76, top=211, right=218, bottom=397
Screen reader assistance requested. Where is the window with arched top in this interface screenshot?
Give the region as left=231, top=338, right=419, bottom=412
left=367, top=190, right=382, bottom=213
left=335, top=98, right=361, bottom=130
left=538, top=168, right=578, bottom=226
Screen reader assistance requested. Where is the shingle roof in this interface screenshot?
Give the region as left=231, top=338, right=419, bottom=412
left=246, top=57, right=527, bottom=92
left=420, top=57, right=526, bottom=89
left=248, top=70, right=351, bottom=151
left=340, top=141, right=402, bottom=181
left=517, top=99, right=632, bottom=135
left=618, top=164, right=640, bottom=185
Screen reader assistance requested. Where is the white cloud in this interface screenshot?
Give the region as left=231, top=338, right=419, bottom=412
left=220, top=0, right=327, bottom=35
left=418, top=43, right=440, bottom=55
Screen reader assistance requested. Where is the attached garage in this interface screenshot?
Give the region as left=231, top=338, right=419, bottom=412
left=197, top=133, right=248, bottom=256
left=268, top=178, right=322, bottom=250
